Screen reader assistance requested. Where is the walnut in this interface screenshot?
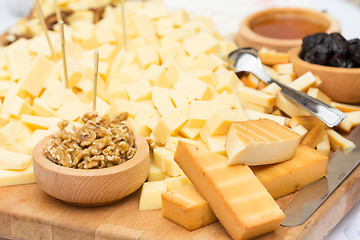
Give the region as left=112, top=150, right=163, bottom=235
left=43, top=111, right=136, bottom=169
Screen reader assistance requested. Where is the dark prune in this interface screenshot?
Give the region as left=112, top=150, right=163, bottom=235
left=300, top=32, right=360, bottom=68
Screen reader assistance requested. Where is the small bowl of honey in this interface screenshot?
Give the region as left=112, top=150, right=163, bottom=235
left=235, top=8, right=340, bottom=52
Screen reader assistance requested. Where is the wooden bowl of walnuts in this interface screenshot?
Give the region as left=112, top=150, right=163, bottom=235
left=289, top=33, right=360, bottom=104
left=32, top=112, right=150, bottom=206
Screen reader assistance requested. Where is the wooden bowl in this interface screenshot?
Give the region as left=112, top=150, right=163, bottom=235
left=32, top=133, right=150, bottom=206
left=289, top=46, right=360, bottom=104
left=235, top=8, right=340, bottom=52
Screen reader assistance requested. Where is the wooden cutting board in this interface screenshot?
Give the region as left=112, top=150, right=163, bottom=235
left=0, top=162, right=359, bottom=240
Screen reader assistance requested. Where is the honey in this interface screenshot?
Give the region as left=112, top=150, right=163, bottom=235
left=251, top=15, right=327, bottom=40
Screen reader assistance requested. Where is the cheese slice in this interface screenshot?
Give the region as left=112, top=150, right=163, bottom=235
left=0, top=165, right=36, bottom=187
left=251, top=145, right=329, bottom=199
left=161, top=184, right=217, bottom=231
left=0, top=148, right=32, bottom=170
left=225, top=119, right=301, bottom=166
left=174, top=142, right=284, bottom=239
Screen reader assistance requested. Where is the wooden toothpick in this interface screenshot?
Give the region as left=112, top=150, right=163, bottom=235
left=33, top=0, right=57, bottom=61
left=93, top=50, right=99, bottom=111
left=54, top=0, right=62, bottom=23
left=120, top=0, right=127, bottom=51
left=59, top=20, right=69, bottom=89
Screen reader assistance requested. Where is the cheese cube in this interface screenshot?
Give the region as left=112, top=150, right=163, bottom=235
left=278, top=74, right=295, bottom=85
left=188, top=100, right=212, bottom=128
left=161, top=184, right=217, bottom=230
left=144, top=64, right=169, bottom=87
left=205, top=135, right=227, bottom=156
left=261, top=82, right=281, bottom=96
left=5, top=47, right=32, bottom=82
left=148, top=161, right=167, bottom=182
left=40, top=80, right=79, bottom=109
left=316, top=133, right=331, bottom=156
left=0, top=119, right=25, bottom=145
left=139, top=180, right=167, bottom=210
left=0, top=83, right=24, bottom=120
left=0, top=148, right=32, bottom=170
left=33, top=98, right=58, bottom=117
left=18, top=54, right=55, bottom=97
left=251, top=145, right=328, bottom=199
left=127, top=79, right=152, bottom=101
left=174, top=142, right=285, bottom=240
left=226, top=120, right=301, bottom=165
left=165, top=136, right=201, bottom=152
left=273, top=63, right=293, bottom=74
left=136, top=46, right=159, bottom=69
left=258, top=50, right=290, bottom=65
left=152, top=86, right=175, bottom=117
left=164, top=154, right=183, bottom=177
left=245, top=109, right=286, bottom=126
left=331, top=101, right=360, bottom=112
left=171, top=9, right=189, bottom=27
left=56, top=101, right=89, bottom=121
left=176, top=73, right=213, bottom=101
left=288, top=115, right=325, bottom=130
left=158, top=42, right=188, bottom=63
left=126, top=118, right=151, bottom=138
left=215, top=69, right=239, bottom=94
left=164, top=175, right=191, bottom=192
left=291, top=125, right=308, bottom=138
left=193, top=71, right=216, bottom=87
left=237, top=86, right=276, bottom=107
left=307, top=87, right=332, bottom=105
left=183, top=31, right=218, bottom=57
left=170, top=86, right=195, bottom=107
left=199, top=109, right=247, bottom=142
left=288, top=71, right=317, bottom=92
left=0, top=80, right=12, bottom=97
left=276, top=93, right=310, bottom=117
left=0, top=166, right=36, bottom=187
left=8, top=96, right=33, bottom=118
left=190, top=53, right=224, bottom=72
left=179, top=123, right=201, bottom=139
left=211, top=91, right=236, bottom=112
left=20, top=115, right=62, bottom=130
left=156, top=18, right=173, bottom=37
left=108, top=99, right=137, bottom=118
left=153, top=147, right=174, bottom=172
left=300, top=125, right=326, bottom=149
left=238, top=99, right=273, bottom=114
left=90, top=97, right=110, bottom=117
left=327, top=129, right=356, bottom=152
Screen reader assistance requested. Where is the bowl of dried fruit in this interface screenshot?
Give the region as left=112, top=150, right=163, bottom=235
left=236, top=8, right=340, bottom=52
left=289, top=33, right=360, bottom=104
left=32, top=111, right=150, bottom=206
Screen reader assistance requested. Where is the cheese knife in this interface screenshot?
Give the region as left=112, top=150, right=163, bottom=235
left=281, top=125, right=360, bottom=227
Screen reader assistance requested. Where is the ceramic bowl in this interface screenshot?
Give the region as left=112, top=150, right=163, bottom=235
left=289, top=46, right=360, bottom=104
left=235, top=8, right=340, bottom=52
left=32, top=133, right=150, bottom=206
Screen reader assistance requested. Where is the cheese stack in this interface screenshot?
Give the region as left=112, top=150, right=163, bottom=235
left=226, top=119, right=301, bottom=166
left=174, top=141, right=285, bottom=240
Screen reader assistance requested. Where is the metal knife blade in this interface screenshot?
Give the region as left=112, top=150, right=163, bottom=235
left=281, top=125, right=360, bottom=227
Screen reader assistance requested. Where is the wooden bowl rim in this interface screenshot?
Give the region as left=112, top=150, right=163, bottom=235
left=32, top=132, right=149, bottom=177
left=289, top=46, right=360, bottom=74
left=239, top=7, right=341, bottom=47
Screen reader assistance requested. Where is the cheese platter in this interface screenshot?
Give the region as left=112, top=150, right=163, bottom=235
left=0, top=0, right=360, bottom=239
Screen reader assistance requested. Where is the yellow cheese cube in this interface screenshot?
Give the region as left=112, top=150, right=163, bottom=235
left=164, top=154, right=183, bottom=177
left=0, top=166, right=36, bottom=187
left=152, top=103, right=190, bottom=144
left=0, top=119, right=25, bottom=145
left=174, top=142, right=285, bottom=239
left=171, top=9, right=189, bottom=27
left=237, top=86, right=276, bottom=107
left=192, top=71, right=216, bottom=87
left=148, top=161, right=167, bottom=182
left=136, top=46, right=159, bottom=69
left=20, top=115, right=62, bottom=130
left=316, top=133, right=331, bottom=156
left=205, top=135, right=227, bottom=156
left=199, top=109, right=247, bottom=141
left=226, top=120, right=301, bottom=165
left=170, top=86, right=195, bottom=107
left=139, top=180, right=167, bottom=210
left=165, top=136, right=201, bottom=152
left=276, top=93, right=310, bottom=117
left=164, top=175, right=191, bottom=192
left=156, top=18, right=173, bottom=37
left=5, top=47, right=32, bottom=82
left=183, top=31, right=218, bottom=57
left=245, top=109, right=286, bottom=126
left=176, top=73, right=213, bottom=101
left=40, top=80, right=79, bottom=109
left=327, top=129, right=356, bottom=152
left=278, top=74, right=295, bottom=85
left=152, top=86, right=175, bottom=117
left=126, top=118, right=151, bottom=138
left=127, top=79, right=152, bottom=101
left=288, top=71, right=317, bottom=92
left=211, top=91, right=236, bottom=112
left=8, top=96, right=33, bottom=118
left=307, top=87, right=331, bottom=105
left=215, top=69, right=239, bottom=94
left=56, top=101, right=89, bottom=121
left=0, top=80, right=12, bottom=97
left=261, top=82, right=281, bottom=96
left=251, top=145, right=328, bottom=199
left=331, top=101, right=360, bottom=112
left=153, top=147, right=174, bottom=172
left=291, top=124, right=308, bottom=138
left=0, top=148, right=32, bottom=170
left=90, top=97, right=110, bottom=117
left=108, top=99, right=137, bottom=118
left=0, top=83, right=24, bottom=119
left=238, top=98, right=273, bottom=114
left=33, top=98, right=58, bottom=117
left=59, top=57, right=82, bottom=88
left=158, top=42, right=188, bottom=63
left=188, top=100, right=212, bottom=128
left=273, top=63, right=293, bottom=74
left=144, top=64, right=169, bottom=87
left=18, top=54, right=55, bottom=97
left=161, top=184, right=217, bottom=230
left=179, top=123, right=201, bottom=139
left=107, top=83, right=129, bottom=100
left=190, top=53, right=224, bottom=72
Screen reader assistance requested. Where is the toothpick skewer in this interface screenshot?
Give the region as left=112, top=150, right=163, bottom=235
left=54, top=0, right=62, bottom=23
left=59, top=20, right=69, bottom=89
left=120, top=0, right=127, bottom=51
left=93, top=50, right=99, bottom=111
left=33, top=0, right=57, bottom=61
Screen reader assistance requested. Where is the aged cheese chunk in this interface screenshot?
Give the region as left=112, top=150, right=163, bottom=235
left=258, top=49, right=290, bottom=65
left=164, top=153, right=184, bottom=177
left=162, top=184, right=217, bottom=231
left=152, top=103, right=190, bottom=144
left=261, top=82, right=281, bottom=96
left=174, top=142, right=285, bottom=239
left=0, top=165, right=36, bottom=187
left=164, top=175, right=191, bottom=191
left=18, top=54, right=55, bottom=97
left=300, top=125, right=326, bottom=149
left=226, top=119, right=301, bottom=166
left=251, top=145, right=329, bottom=199
left=237, top=86, right=276, bottom=107
left=139, top=180, right=167, bottom=210
left=0, top=148, right=32, bottom=170
left=291, top=125, right=308, bottom=138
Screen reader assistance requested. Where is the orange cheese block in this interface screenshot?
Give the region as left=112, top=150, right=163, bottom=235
left=251, top=145, right=329, bottom=199
left=174, top=141, right=285, bottom=240
left=226, top=119, right=301, bottom=166
left=161, top=184, right=217, bottom=230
